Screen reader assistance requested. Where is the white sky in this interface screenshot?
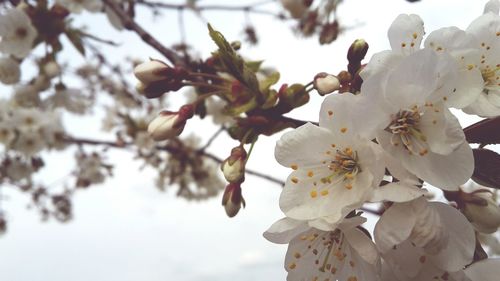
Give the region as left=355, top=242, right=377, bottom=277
left=0, top=0, right=488, bottom=280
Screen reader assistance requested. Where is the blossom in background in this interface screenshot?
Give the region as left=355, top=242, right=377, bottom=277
left=46, top=86, right=90, bottom=115
left=375, top=198, right=475, bottom=281
left=0, top=8, right=37, bottom=59
left=0, top=57, right=20, bottom=84
left=56, top=0, right=102, bottom=14
left=265, top=216, right=380, bottom=281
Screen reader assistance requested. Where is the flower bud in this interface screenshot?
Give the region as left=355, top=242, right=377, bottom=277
left=134, top=59, right=170, bottom=84
left=313, top=72, right=340, bottom=96
left=464, top=191, right=500, bottom=234
left=148, top=105, right=194, bottom=141
left=221, top=182, right=245, bottom=218
left=43, top=61, right=61, bottom=78
left=221, top=146, right=247, bottom=183
left=280, top=0, right=308, bottom=19
left=347, top=39, right=369, bottom=64
left=319, top=21, right=339, bottom=45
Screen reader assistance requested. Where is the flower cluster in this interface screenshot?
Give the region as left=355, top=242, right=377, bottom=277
left=265, top=1, right=500, bottom=280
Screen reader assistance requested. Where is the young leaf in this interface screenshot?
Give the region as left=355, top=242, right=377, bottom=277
left=208, top=24, right=261, bottom=100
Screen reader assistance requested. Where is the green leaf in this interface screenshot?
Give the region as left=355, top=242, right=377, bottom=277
left=208, top=24, right=261, bottom=99
left=246, top=60, right=263, bottom=73
left=259, top=72, right=280, bottom=92
left=65, top=28, right=86, bottom=56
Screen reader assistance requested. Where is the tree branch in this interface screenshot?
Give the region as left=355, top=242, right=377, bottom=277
left=135, top=0, right=286, bottom=18
left=63, top=135, right=285, bottom=186
left=102, top=0, right=185, bottom=66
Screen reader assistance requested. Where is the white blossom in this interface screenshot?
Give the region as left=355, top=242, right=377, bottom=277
left=0, top=57, right=20, bottom=84
left=0, top=8, right=37, bottom=58
left=357, top=49, right=473, bottom=189
left=375, top=197, right=475, bottom=281
left=265, top=216, right=380, bottom=281
left=461, top=4, right=500, bottom=117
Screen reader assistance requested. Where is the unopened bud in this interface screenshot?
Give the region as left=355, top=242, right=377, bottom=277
left=148, top=111, right=184, bottom=141
left=314, top=72, right=340, bottom=96
left=134, top=59, right=170, bottom=84
left=222, top=182, right=245, bottom=218
left=43, top=61, right=61, bottom=78
left=464, top=191, right=500, bottom=234
left=221, top=146, right=247, bottom=183
left=280, top=0, right=308, bottom=19
left=319, top=21, right=339, bottom=45
left=347, top=39, right=369, bottom=64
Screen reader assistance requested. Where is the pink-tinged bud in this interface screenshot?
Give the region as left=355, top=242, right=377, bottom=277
left=313, top=72, right=340, bottom=96
left=464, top=190, right=500, bottom=234
left=147, top=111, right=184, bottom=141
left=221, top=146, right=247, bottom=183
left=134, top=59, right=170, bottom=84
left=221, top=182, right=245, bottom=218
left=280, top=0, right=308, bottom=19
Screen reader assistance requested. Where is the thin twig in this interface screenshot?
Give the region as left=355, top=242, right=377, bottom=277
left=102, top=0, right=185, bottom=66
left=135, top=0, right=286, bottom=18
left=64, top=136, right=285, bottom=186
left=198, top=126, right=226, bottom=152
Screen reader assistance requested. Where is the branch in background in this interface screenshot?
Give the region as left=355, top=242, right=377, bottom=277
left=102, top=0, right=185, bottom=66
left=63, top=135, right=286, bottom=186
left=64, top=135, right=383, bottom=216
left=135, top=0, right=286, bottom=18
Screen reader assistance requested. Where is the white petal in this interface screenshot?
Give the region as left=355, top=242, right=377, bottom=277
left=464, top=93, right=500, bottom=117
left=425, top=27, right=475, bottom=52
left=275, top=123, right=332, bottom=168
left=370, top=182, right=427, bottom=203
left=465, top=259, right=500, bottom=281
left=384, top=49, right=457, bottom=108
left=388, top=14, right=425, bottom=55
left=428, top=202, right=475, bottom=272
left=263, top=217, right=309, bottom=244
left=360, top=50, right=403, bottom=81
left=374, top=201, right=417, bottom=253
left=377, top=131, right=473, bottom=190
left=280, top=167, right=373, bottom=222
left=484, top=0, right=500, bottom=14
left=419, top=105, right=466, bottom=155
left=344, top=227, right=379, bottom=265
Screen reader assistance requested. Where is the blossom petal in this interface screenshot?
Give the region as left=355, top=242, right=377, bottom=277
left=264, top=217, right=309, bottom=244
left=388, top=14, right=425, bottom=55
left=377, top=131, right=473, bottom=190
left=428, top=202, right=475, bottom=272
left=275, top=123, right=332, bottom=168
left=370, top=182, right=427, bottom=203
left=464, top=259, right=500, bottom=281
left=374, top=201, right=417, bottom=253
left=420, top=105, right=466, bottom=155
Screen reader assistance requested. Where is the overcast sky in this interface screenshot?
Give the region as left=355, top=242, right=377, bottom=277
left=0, top=0, right=487, bottom=280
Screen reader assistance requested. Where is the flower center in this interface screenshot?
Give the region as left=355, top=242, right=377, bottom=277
left=386, top=108, right=428, bottom=156
left=15, top=27, right=27, bottom=39
left=481, top=66, right=500, bottom=91
left=321, top=147, right=361, bottom=187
